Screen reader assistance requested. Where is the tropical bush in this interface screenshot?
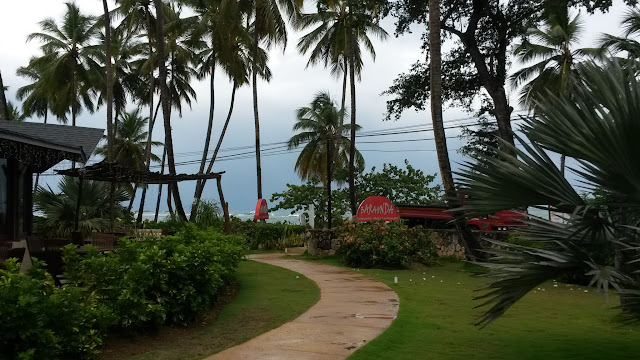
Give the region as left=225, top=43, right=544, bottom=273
left=338, top=220, right=437, bottom=268
left=227, top=217, right=306, bottom=250
left=0, top=259, right=111, bottom=360
left=63, top=225, right=244, bottom=329
left=34, top=176, right=129, bottom=238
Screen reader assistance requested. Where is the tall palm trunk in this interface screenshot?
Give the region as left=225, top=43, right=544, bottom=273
left=33, top=110, right=48, bottom=192
left=326, top=139, right=332, bottom=229
left=153, top=0, right=187, bottom=221
left=136, top=11, right=157, bottom=225
left=191, top=59, right=216, bottom=221
left=348, top=30, right=358, bottom=216
left=154, top=145, right=166, bottom=222
left=102, top=0, right=117, bottom=231
left=128, top=185, right=137, bottom=212
left=333, top=58, right=348, bottom=166
left=429, top=0, right=481, bottom=260
left=253, top=36, right=263, bottom=200
left=195, top=82, right=238, bottom=203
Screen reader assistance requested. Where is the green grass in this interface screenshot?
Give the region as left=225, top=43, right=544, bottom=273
left=299, top=256, right=640, bottom=360
left=102, top=260, right=319, bottom=360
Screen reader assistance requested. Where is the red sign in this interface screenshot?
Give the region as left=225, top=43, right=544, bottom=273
left=254, top=199, right=269, bottom=220
left=355, top=196, right=400, bottom=222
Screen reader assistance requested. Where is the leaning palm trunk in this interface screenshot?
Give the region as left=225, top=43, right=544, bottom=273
left=194, top=83, right=238, bottom=204
left=428, top=0, right=481, bottom=260
left=128, top=185, right=137, bottom=213
left=191, top=61, right=216, bottom=222
left=154, top=145, right=167, bottom=222
left=153, top=0, right=187, bottom=221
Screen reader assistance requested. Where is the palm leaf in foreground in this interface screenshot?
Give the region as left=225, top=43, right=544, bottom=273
left=459, top=60, right=640, bottom=327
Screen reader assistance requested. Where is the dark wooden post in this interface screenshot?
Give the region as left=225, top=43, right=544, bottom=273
left=216, top=176, right=231, bottom=235
left=74, top=176, right=84, bottom=232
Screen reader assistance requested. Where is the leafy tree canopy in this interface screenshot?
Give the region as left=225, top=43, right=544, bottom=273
left=270, top=160, right=442, bottom=225
left=383, top=0, right=637, bottom=121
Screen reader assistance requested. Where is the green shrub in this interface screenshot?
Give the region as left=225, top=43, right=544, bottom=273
left=337, top=220, right=437, bottom=268
left=252, top=223, right=306, bottom=250
left=63, top=225, right=244, bottom=330
left=0, top=259, right=110, bottom=360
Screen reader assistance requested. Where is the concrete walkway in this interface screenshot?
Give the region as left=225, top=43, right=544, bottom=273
left=204, top=254, right=399, bottom=360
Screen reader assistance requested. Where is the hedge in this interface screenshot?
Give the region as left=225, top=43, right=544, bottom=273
left=0, top=225, right=244, bottom=359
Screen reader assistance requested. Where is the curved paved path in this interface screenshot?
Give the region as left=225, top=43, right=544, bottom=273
left=204, top=253, right=399, bottom=360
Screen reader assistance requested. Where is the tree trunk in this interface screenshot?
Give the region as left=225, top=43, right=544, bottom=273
left=216, top=176, right=231, bottom=235
left=333, top=57, right=348, bottom=167
left=348, top=30, right=358, bottom=216
left=429, top=0, right=482, bottom=260
left=0, top=71, right=9, bottom=120
left=153, top=0, right=187, bottom=221
left=154, top=145, right=166, bottom=222
left=253, top=38, right=263, bottom=200
left=195, top=83, right=237, bottom=203
left=560, top=154, right=566, bottom=175
left=192, top=60, right=216, bottom=221
left=326, top=139, right=332, bottom=229
left=137, top=8, right=157, bottom=226
left=128, top=185, right=137, bottom=213
left=491, top=87, right=515, bottom=151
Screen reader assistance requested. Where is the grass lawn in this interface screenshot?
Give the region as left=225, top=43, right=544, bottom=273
left=100, top=259, right=319, bottom=360
left=300, top=256, right=640, bottom=360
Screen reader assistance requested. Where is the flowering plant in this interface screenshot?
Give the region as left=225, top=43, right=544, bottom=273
left=337, top=220, right=437, bottom=268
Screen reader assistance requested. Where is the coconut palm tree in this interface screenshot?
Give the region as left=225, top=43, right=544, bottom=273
left=26, top=2, right=99, bottom=127
left=88, top=26, right=145, bottom=123
left=511, top=8, right=597, bottom=174
left=249, top=0, right=299, bottom=200
left=296, top=1, right=387, bottom=216
left=16, top=56, right=52, bottom=123
left=152, top=0, right=188, bottom=221
left=511, top=8, right=594, bottom=108
left=136, top=4, right=198, bottom=223
left=96, top=109, right=162, bottom=212
left=599, top=7, right=640, bottom=61
left=427, top=0, right=481, bottom=260
left=458, top=60, right=640, bottom=326
left=96, top=108, right=161, bottom=170
left=6, top=102, right=26, bottom=122
left=288, top=91, right=363, bottom=228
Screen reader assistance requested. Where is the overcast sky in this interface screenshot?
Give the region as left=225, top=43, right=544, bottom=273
left=0, top=0, right=631, bottom=213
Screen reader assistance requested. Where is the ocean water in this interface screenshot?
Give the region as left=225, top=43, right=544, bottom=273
left=137, top=209, right=303, bottom=225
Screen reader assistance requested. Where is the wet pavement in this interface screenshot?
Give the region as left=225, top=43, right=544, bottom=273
left=203, top=253, right=399, bottom=360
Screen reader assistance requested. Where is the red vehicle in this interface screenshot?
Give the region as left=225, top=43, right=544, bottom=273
left=396, top=204, right=526, bottom=231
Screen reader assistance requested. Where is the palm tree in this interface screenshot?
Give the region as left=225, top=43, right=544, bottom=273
left=96, top=109, right=161, bottom=212
left=511, top=8, right=593, bottom=109
left=599, top=7, right=640, bottom=60
left=288, top=91, right=362, bottom=229
left=428, top=0, right=481, bottom=260
left=6, top=102, right=26, bottom=122
left=249, top=0, right=299, bottom=200
left=511, top=8, right=596, bottom=175
left=458, top=60, right=640, bottom=326
left=136, top=4, right=198, bottom=223
left=96, top=109, right=161, bottom=170
left=16, top=57, right=52, bottom=123
left=152, top=0, right=188, bottom=221
left=26, top=2, right=98, bottom=127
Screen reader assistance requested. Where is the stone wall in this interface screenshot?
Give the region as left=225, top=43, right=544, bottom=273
left=304, top=229, right=339, bottom=256
left=431, top=230, right=510, bottom=259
